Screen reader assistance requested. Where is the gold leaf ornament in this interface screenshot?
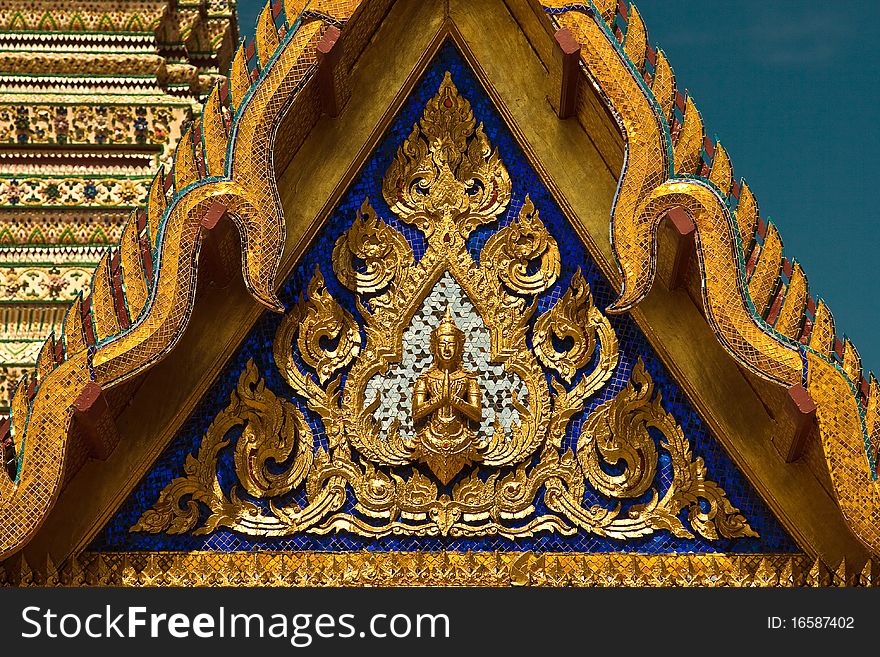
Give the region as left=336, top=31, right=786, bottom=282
left=533, top=268, right=604, bottom=383
left=574, top=358, right=758, bottom=540
left=132, top=360, right=315, bottom=535
left=578, top=358, right=658, bottom=498
left=331, top=198, right=414, bottom=299
left=382, top=71, right=511, bottom=239
left=481, top=195, right=561, bottom=295
left=295, top=267, right=362, bottom=385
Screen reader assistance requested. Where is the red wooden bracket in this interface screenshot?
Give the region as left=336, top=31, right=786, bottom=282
left=553, top=28, right=581, bottom=120
left=665, top=207, right=696, bottom=290
left=317, top=26, right=346, bottom=117
left=776, top=383, right=817, bottom=463
left=73, top=382, right=119, bottom=461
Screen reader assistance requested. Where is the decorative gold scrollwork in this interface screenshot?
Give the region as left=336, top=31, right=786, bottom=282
left=132, top=360, right=314, bottom=535
left=292, top=267, right=361, bottom=386
left=578, top=358, right=658, bottom=499
left=481, top=195, right=560, bottom=296
left=555, top=358, right=758, bottom=540
left=331, top=199, right=414, bottom=302
left=534, top=268, right=601, bottom=383
left=135, top=73, right=756, bottom=545
left=383, top=71, right=511, bottom=239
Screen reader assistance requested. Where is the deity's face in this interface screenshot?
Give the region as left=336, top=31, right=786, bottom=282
left=434, top=332, right=461, bottom=368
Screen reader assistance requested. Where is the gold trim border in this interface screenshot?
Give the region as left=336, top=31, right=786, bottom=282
left=2, top=551, right=877, bottom=588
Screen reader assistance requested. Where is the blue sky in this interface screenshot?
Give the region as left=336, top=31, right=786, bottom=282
left=234, top=0, right=879, bottom=374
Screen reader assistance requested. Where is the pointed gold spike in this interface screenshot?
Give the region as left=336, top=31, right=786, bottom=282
left=834, top=558, right=849, bottom=587
left=708, top=142, right=732, bottom=196
left=775, top=263, right=808, bottom=340
left=120, top=213, right=149, bottom=322
left=63, top=294, right=87, bottom=355
left=735, top=181, right=758, bottom=248
left=256, top=1, right=279, bottom=69
left=147, top=166, right=166, bottom=249
left=35, top=331, right=57, bottom=383
left=90, top=250, right=121, bottom=342
left=624, top=5, right=647, bottom=72
left=755, top=556, right=778, bottom=586
left=747, top=223, right=782, bottom=315
left=810, top=300, right=835, bottom=357
left=673, top=95, right=704, bottom=175
left=12, top=554, right=34, bottom=587
left=202, top=84, right=229, bottom=176
left=842, top=339, right=862, bottom=385
left=866, top=376, right=880, bottom=464
left=172, top=125, right=199, bottom=191
left=807, top=558, right=827, bottom=587
left=651, top=50, right=675, bottom=126
left=9, top=375, right=29, bottom=457
left=92, top=554, right=112, bottom=586
left=42, top=554, right=59, bottom=587
left=229, top=44, right=252, bottom=114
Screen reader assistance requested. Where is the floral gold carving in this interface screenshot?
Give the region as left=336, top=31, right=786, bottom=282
left=134, top=74, right=756, bottom=544
left=331, top=199, right=413, bottom=300
left=533, top=268, right=599, bottom=383
left=286, top=267, right=361, bottom=385
left=481, top=196, right=560, bottom=296
left=132, top=360, right=314, bottom=535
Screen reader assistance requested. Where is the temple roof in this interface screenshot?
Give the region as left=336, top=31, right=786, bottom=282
left=0, top=0, right=239, bottom=412
left=0, top=0, right=878, bottom=578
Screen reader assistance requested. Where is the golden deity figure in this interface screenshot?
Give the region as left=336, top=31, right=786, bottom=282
left=412, top=309, right=483, bottom=484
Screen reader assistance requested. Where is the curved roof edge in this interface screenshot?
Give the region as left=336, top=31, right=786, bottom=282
left=1, top=0, right=877, bottom=562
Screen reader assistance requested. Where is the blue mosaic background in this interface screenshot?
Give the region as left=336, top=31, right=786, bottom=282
left=90, top=43, right=799, bottom=554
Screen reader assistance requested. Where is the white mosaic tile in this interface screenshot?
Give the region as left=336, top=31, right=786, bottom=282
left=365, top=273, right=526, bottom=442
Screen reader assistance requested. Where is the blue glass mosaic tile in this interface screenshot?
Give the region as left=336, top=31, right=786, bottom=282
left=89, top=42, right=799, bottom=555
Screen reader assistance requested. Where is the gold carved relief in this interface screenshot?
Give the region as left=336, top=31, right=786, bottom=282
left=135, top=74, right=755, bottom=543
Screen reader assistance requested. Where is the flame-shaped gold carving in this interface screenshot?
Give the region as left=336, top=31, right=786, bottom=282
left=132, top=360, right=315, bottom=535
left=135, top=74, right=755, bottom=544
left=560, top=358, right=758, bottom=540
left=293, top=267, right=362, bottom=386
left=331, top=199, right=414, bottom=302
left=533, top=268, right=602, bottom=383
left=382, top=72, right=511, bottom=239
left=481, top=196, right=560, bottom=295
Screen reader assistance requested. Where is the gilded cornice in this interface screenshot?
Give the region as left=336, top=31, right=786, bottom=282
left=3, top=551, right=878, bottom=588
left=0, top=53, right=165, bottom=77
left=0, top=0, right=877, bottom=572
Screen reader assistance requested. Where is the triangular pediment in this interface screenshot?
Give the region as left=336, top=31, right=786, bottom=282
left=90, top=43, right=797, bottom=557
left=5, top=1, right=877, bottom=585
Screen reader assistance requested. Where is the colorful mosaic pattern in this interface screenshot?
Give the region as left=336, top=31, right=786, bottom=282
left=4, top=0, right=878, bottom=568
left=91, top=44, right=798, bottom=556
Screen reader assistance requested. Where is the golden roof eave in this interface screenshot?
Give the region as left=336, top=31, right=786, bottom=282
left=1, top=0, right=877, bottom=572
